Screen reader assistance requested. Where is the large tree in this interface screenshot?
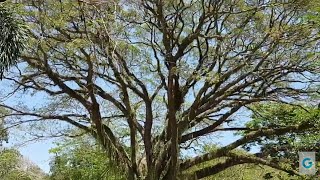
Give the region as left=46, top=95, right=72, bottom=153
left=1, top=0, right=320, bottom=179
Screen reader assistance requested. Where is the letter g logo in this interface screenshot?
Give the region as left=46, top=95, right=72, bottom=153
left=302, top=158, right=313, bottom=169
left=299, top=152, right=316, bottom=175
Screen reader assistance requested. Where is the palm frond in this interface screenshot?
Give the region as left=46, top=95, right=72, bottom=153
left=0, top=6, right=27, bottom=79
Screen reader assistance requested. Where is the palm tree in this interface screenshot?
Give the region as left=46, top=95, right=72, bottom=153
left=0, top=5, right=26, bottom=79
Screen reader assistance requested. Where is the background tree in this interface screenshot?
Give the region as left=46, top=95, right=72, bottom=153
left=0, top=0, right=319, bottom=179
left=242, top=103, right=320, bottom=179
left=49, top=134, right=125, bottom=180
left=0, top=148, right=47, bottom=180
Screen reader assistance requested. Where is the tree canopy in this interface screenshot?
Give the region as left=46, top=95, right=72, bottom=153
left=0, top=0, right=319, bottom=179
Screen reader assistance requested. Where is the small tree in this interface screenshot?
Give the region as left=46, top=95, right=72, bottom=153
left=1, top=0, right=320, bottom=179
